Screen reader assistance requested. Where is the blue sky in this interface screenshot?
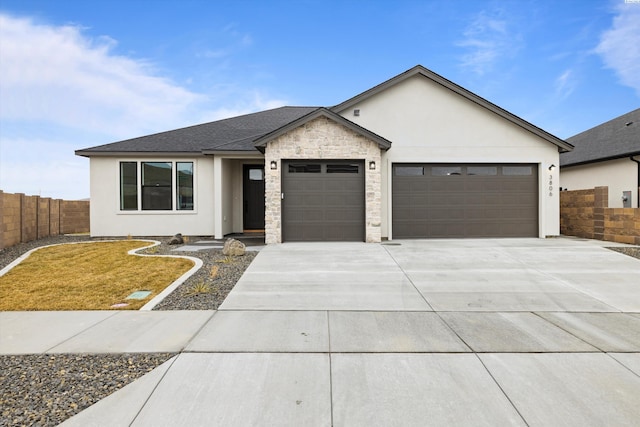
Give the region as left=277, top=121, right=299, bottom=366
left=0, top=0, right=638, bottom=200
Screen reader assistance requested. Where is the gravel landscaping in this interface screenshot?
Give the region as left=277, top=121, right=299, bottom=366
left=608, top=246, right=640, bottom=260
left=0, top=235, right=257, bottom=426
left=0, top=353, right=175, bottom=426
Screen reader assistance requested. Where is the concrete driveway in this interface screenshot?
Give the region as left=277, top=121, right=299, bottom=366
left=25, top=238, right=640, bottom=426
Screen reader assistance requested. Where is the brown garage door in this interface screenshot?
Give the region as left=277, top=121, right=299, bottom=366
left=392, top=164, right=538, bottom=238
left=282, top=160, right=365, bottom=242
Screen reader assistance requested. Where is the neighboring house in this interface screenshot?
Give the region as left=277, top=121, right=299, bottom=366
left=560, top=109, right=640, bottom=208
left=76, top=65, right=573, bottom=243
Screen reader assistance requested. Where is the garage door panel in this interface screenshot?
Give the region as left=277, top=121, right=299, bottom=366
left=429, top=180, right=466, bottom=192
left=393, top=163, right=538, bottom=238
left=283, top=160, right=364, bottom=242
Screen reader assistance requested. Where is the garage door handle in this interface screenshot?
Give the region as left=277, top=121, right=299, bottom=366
left=281, top=193, right=285, bottom=200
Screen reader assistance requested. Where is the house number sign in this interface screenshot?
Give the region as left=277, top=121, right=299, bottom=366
left=548, top=174, right=553, bottom=197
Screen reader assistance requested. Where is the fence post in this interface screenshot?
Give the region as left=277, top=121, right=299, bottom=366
left=20, top=193, right=26, bottom=243
left=593, top=186, right=608, bottom=241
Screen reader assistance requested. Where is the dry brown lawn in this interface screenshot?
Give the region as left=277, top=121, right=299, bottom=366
left=0, top=241, right=194, bottom=310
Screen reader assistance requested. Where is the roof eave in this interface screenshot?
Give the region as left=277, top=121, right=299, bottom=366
left=332, top=65, right=574, bottom=152
left=200, top=149, right=263, bottom=156
left=561, top=151, right=640, bottom=168
left=74, top=150, right=203, bottom=158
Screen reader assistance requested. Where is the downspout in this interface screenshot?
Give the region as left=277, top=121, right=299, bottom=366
left=631, top=156, right=640, bottom=208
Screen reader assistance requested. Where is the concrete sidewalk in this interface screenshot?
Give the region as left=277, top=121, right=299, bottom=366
left=2, top=238, right=639, bottom=426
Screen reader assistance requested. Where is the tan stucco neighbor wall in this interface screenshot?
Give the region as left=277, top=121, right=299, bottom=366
left=264, top=116, right=383, bottom=244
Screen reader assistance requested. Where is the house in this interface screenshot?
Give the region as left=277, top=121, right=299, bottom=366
left=560, top=108, right=640, bottom=208
left=75, top=65, right=573, bottom=243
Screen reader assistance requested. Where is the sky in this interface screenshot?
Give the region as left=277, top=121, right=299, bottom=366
left=0, top=0, right=638, bottom=200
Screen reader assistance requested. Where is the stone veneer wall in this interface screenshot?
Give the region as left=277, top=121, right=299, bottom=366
left=263, top=116, right=383, bottom=244
left=560, top=186, right=640, bottom=245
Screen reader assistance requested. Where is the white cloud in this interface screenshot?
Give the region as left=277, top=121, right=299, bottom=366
left=458, top=8, right=523, bottom=75
left=595, top=4, right=640, bottom=96
left=0, top=13, right=286, bottom=199
left=0, top=14, right=207, bottom=137
left=554, top=69, right=576, bottom=100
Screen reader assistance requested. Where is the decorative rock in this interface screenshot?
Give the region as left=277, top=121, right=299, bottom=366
left=223, top=238, right=246, bottom=256
left=167, top=233, right=184, bottom=245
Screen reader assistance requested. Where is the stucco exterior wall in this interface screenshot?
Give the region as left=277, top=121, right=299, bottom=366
left=264, top=116, right=383, bottom=244
left=336, top=74, right=561, bottom=238
left=89, top=156, right=215, bottom=237
left=560, top=158, right=638, bottom=208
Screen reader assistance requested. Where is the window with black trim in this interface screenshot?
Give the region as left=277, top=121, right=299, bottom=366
left=142, top=162, right=172, bottom=210
left=119, top=161, right=195, bottom=211
left=177, top=162, right=194, bottom=210
left=288, top=163, right=321, bottom=173
left=327, top=164, right=359, bottom=173
left=120, top=162, right=138, bottom=210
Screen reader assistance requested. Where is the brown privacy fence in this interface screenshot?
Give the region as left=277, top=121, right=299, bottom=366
left=0, top=191, right=90, bottom=250
left=560, top=186, right=640, bottom=245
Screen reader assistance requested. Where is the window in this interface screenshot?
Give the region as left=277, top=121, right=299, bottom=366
left=502, top=166, right=532, bottom=175
left=177, top=162, right=194, bottom=210
left=120, top=162, right=138, bottom=210
left=327, top=163, right=359, bottom=173
left=119, top=161, right=195, bottom=212
left=142, top=162, right=172, bottom=210
left=289, top=163, right=321, bottom=173
left=395, top=166, right=424, bottom=176
left=432, top=166, right=462, bottom=176
left=248, top=168, right=264, bottom=181
left=467, top=166, right=497, bottom=176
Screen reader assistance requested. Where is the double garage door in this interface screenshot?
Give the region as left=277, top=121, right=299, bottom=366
left=280, top=161, right=538, bottom=241
left=282, top=160, right=365, bottom=242
left=392, top=163, right=538, bottom=238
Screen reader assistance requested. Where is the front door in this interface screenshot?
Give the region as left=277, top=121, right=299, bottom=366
left=243, top=165, right=265, bottom=230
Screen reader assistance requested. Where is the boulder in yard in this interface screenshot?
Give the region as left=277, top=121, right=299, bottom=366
left=167, top=233, right=184, bottom=245
left=223, top=238, right=246, bottom=256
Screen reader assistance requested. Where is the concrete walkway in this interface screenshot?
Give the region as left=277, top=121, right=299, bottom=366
left=2, top=238, right=640, bottom=426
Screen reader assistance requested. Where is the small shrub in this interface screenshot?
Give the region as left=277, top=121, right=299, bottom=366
left=185, top=280, right=211, bottom=296
left=210, top=265, right=219, bottom=278
left=216, top=255, right=235, bottom=264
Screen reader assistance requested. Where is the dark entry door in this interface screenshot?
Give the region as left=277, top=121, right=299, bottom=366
left=243, top=165, right=265, bottom=230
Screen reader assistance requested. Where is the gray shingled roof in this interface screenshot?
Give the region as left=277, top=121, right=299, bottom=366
left=561, top=108, right=640, bottom=167
left=75, top=106, right=319, bottom=156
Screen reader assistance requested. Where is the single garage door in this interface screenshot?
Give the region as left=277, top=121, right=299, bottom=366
left=282, top=160, right=365, bottom=242
left=392, top=163, right=538, bottom=238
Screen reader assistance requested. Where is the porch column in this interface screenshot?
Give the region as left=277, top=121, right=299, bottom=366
left=213, top=156, right=224, bottom=239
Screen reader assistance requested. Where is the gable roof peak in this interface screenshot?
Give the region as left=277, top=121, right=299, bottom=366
left=332, top=65, right=573, bottom=152
left=253, top=107, right=392, bottom=152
